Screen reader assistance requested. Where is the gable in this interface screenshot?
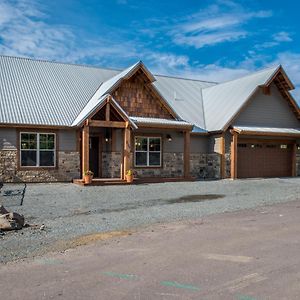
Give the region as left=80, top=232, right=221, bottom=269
left=91, top=103, right=124, bottom=122
left=202, top=66, right=280, bottom=132
left=233, top=83, right=300, bottom=128
left=112, top=70, right=174, bottom=119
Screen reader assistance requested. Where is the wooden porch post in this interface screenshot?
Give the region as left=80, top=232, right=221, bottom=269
left=230, top=131, right=238, bottom=179
left=184, top=130, right=191, bottom=178
left=123, top=122, right=131, bottom=180
left=82, top=123, right=90, bottom=177
left=292, top=143, right=297, bottom=177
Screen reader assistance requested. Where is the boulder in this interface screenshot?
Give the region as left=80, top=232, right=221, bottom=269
left=0, top=205, right=8, bottom=214
left=0, top=207, right=25, bottom=231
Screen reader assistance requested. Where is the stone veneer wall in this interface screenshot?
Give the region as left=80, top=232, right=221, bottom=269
left=0, top=150, right=80, bottom=183
left=133, top=152, right=184, bottom=178
left=225, top=153, right=231, bottom=178
left=190, top=153, right=221, bottom=179
left=102, top=152, right=122, bottom=178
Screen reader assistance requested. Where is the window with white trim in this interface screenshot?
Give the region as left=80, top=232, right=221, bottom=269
left=134, top=136, right=161, bottom=167
left=20, top=133, right=56, bottom=167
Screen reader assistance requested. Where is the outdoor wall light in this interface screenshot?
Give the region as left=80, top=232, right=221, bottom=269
left=166, top=134, right=172, bottom=142
left=105, top=130, right=111, bottom=142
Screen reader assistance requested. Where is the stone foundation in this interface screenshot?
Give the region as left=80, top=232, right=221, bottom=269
left=225, top=153, right=231, bottom=178
left=133, top=152, right=184, bottom=178
left=190, top=153, right=221, bottom=179
left=102, top=152, right=122, bottom=178
left=0, top=150, right=80, bottom=183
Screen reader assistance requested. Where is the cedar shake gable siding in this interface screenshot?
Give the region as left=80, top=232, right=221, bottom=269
left=112, top=70, right=174, bottom=119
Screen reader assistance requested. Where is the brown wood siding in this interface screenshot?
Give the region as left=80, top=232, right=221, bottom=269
left=112, top=72, right=173, bottom=119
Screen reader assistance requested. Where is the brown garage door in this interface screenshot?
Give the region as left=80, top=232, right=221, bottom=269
left=237, top=141, right=293, bottom=178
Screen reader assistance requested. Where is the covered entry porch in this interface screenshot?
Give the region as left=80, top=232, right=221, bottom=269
left=75, top=96, right=135, bottom=185
left=73, top=95, right=194, bottom=185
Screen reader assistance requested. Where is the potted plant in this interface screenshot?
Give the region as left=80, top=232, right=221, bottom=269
left=125, top=169, right=134, bottom=183
left=83, top=170, right=94, bottom=184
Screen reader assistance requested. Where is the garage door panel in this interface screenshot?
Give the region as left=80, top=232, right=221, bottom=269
left=237, top=142, right=293, bottom=178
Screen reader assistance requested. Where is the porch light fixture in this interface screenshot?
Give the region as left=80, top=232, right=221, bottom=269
left=105, top=130, right=110, bottom=143
left=166, top=134, right=172, bottom=142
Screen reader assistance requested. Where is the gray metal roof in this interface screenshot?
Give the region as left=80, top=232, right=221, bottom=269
left=0, top=55, right=119, bottom=126
left=130, top=116, right=192, bottom=128
left=153, top=76, right=215, bottom=131
left=234, top=126, right=300, bottom=136
left=0, top=55, right=297, bottom=132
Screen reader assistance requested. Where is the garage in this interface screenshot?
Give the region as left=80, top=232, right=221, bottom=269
left=237, top=141, right=294, bottom=178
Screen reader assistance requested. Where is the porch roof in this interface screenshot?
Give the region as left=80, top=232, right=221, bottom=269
left=72, top=94, right=137, bottom=129
left=130, top=116, right=193, bottom=129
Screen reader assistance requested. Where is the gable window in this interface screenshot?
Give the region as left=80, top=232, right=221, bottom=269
left=20, top=133, right=56, bottom=167
left=135, top=136, right=161, bottom=167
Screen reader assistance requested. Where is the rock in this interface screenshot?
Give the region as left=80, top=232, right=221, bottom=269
left=0, top=207, right=25, bottom=231
left=9, top=212, right=25, bottom=228
left=0, top=214, right=15, bottom=230
left=0, top=205, right=9, bottom=214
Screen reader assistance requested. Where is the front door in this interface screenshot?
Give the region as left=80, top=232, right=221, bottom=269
left=89, top=137, right=100, bottom=178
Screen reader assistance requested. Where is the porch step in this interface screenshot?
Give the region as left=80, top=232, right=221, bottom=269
left=73, top=177, right=195, bottom=186
left=73, top=179, right=129, bottom=186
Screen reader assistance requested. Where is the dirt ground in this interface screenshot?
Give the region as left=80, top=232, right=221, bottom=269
left=1, top=199, right=300, bottom=300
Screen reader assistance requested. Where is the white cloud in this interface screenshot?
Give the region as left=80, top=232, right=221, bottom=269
left=0, top=0, right=144, bottom=66
left=170, top=2, right=272, bottom=49
left=273, top=31, right=293, bottom=42
left=255, top=31, right=293, bottom=50
left=174, top=30, right=247, bottom=49
left=0, top=0, right=75, bottom=60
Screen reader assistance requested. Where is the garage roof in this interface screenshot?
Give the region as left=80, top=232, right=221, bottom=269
left=233, top=126, right=300, bottom=137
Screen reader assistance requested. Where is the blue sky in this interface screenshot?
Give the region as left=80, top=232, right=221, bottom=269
left=1, top=0, right=300, bottom=102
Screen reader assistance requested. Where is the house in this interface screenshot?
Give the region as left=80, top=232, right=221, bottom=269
left=0, top=55, right=299, bottom=183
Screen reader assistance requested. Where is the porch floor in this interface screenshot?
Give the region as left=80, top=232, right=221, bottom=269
left=73, top=177, right=195, bottom=186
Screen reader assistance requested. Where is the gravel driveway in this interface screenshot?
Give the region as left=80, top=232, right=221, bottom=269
left=1, top=178, right=300, bottom=263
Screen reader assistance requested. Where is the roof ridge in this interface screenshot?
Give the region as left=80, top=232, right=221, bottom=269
left=203, top=65, right=280, bottom=89
left=154, top=73, right=218, bottom=84
left=0, top=54, right=122, bottom=72
left=0, top=54, right=218, bottom=84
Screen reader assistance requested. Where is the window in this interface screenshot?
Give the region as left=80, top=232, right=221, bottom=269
left=237, top=143, right=247, bottom=148
left=250, top=144, right=263, bottom=149
left=20, top=133, right=56, bottom=167
left=135, top=136, right=161, bottom=167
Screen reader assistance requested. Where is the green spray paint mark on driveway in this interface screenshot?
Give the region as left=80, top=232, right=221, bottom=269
left=237, top=295, right=257, bottom=300
left=161, top=281, right=200, bottom=291
left=103, top=272, right=138, bottom=280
